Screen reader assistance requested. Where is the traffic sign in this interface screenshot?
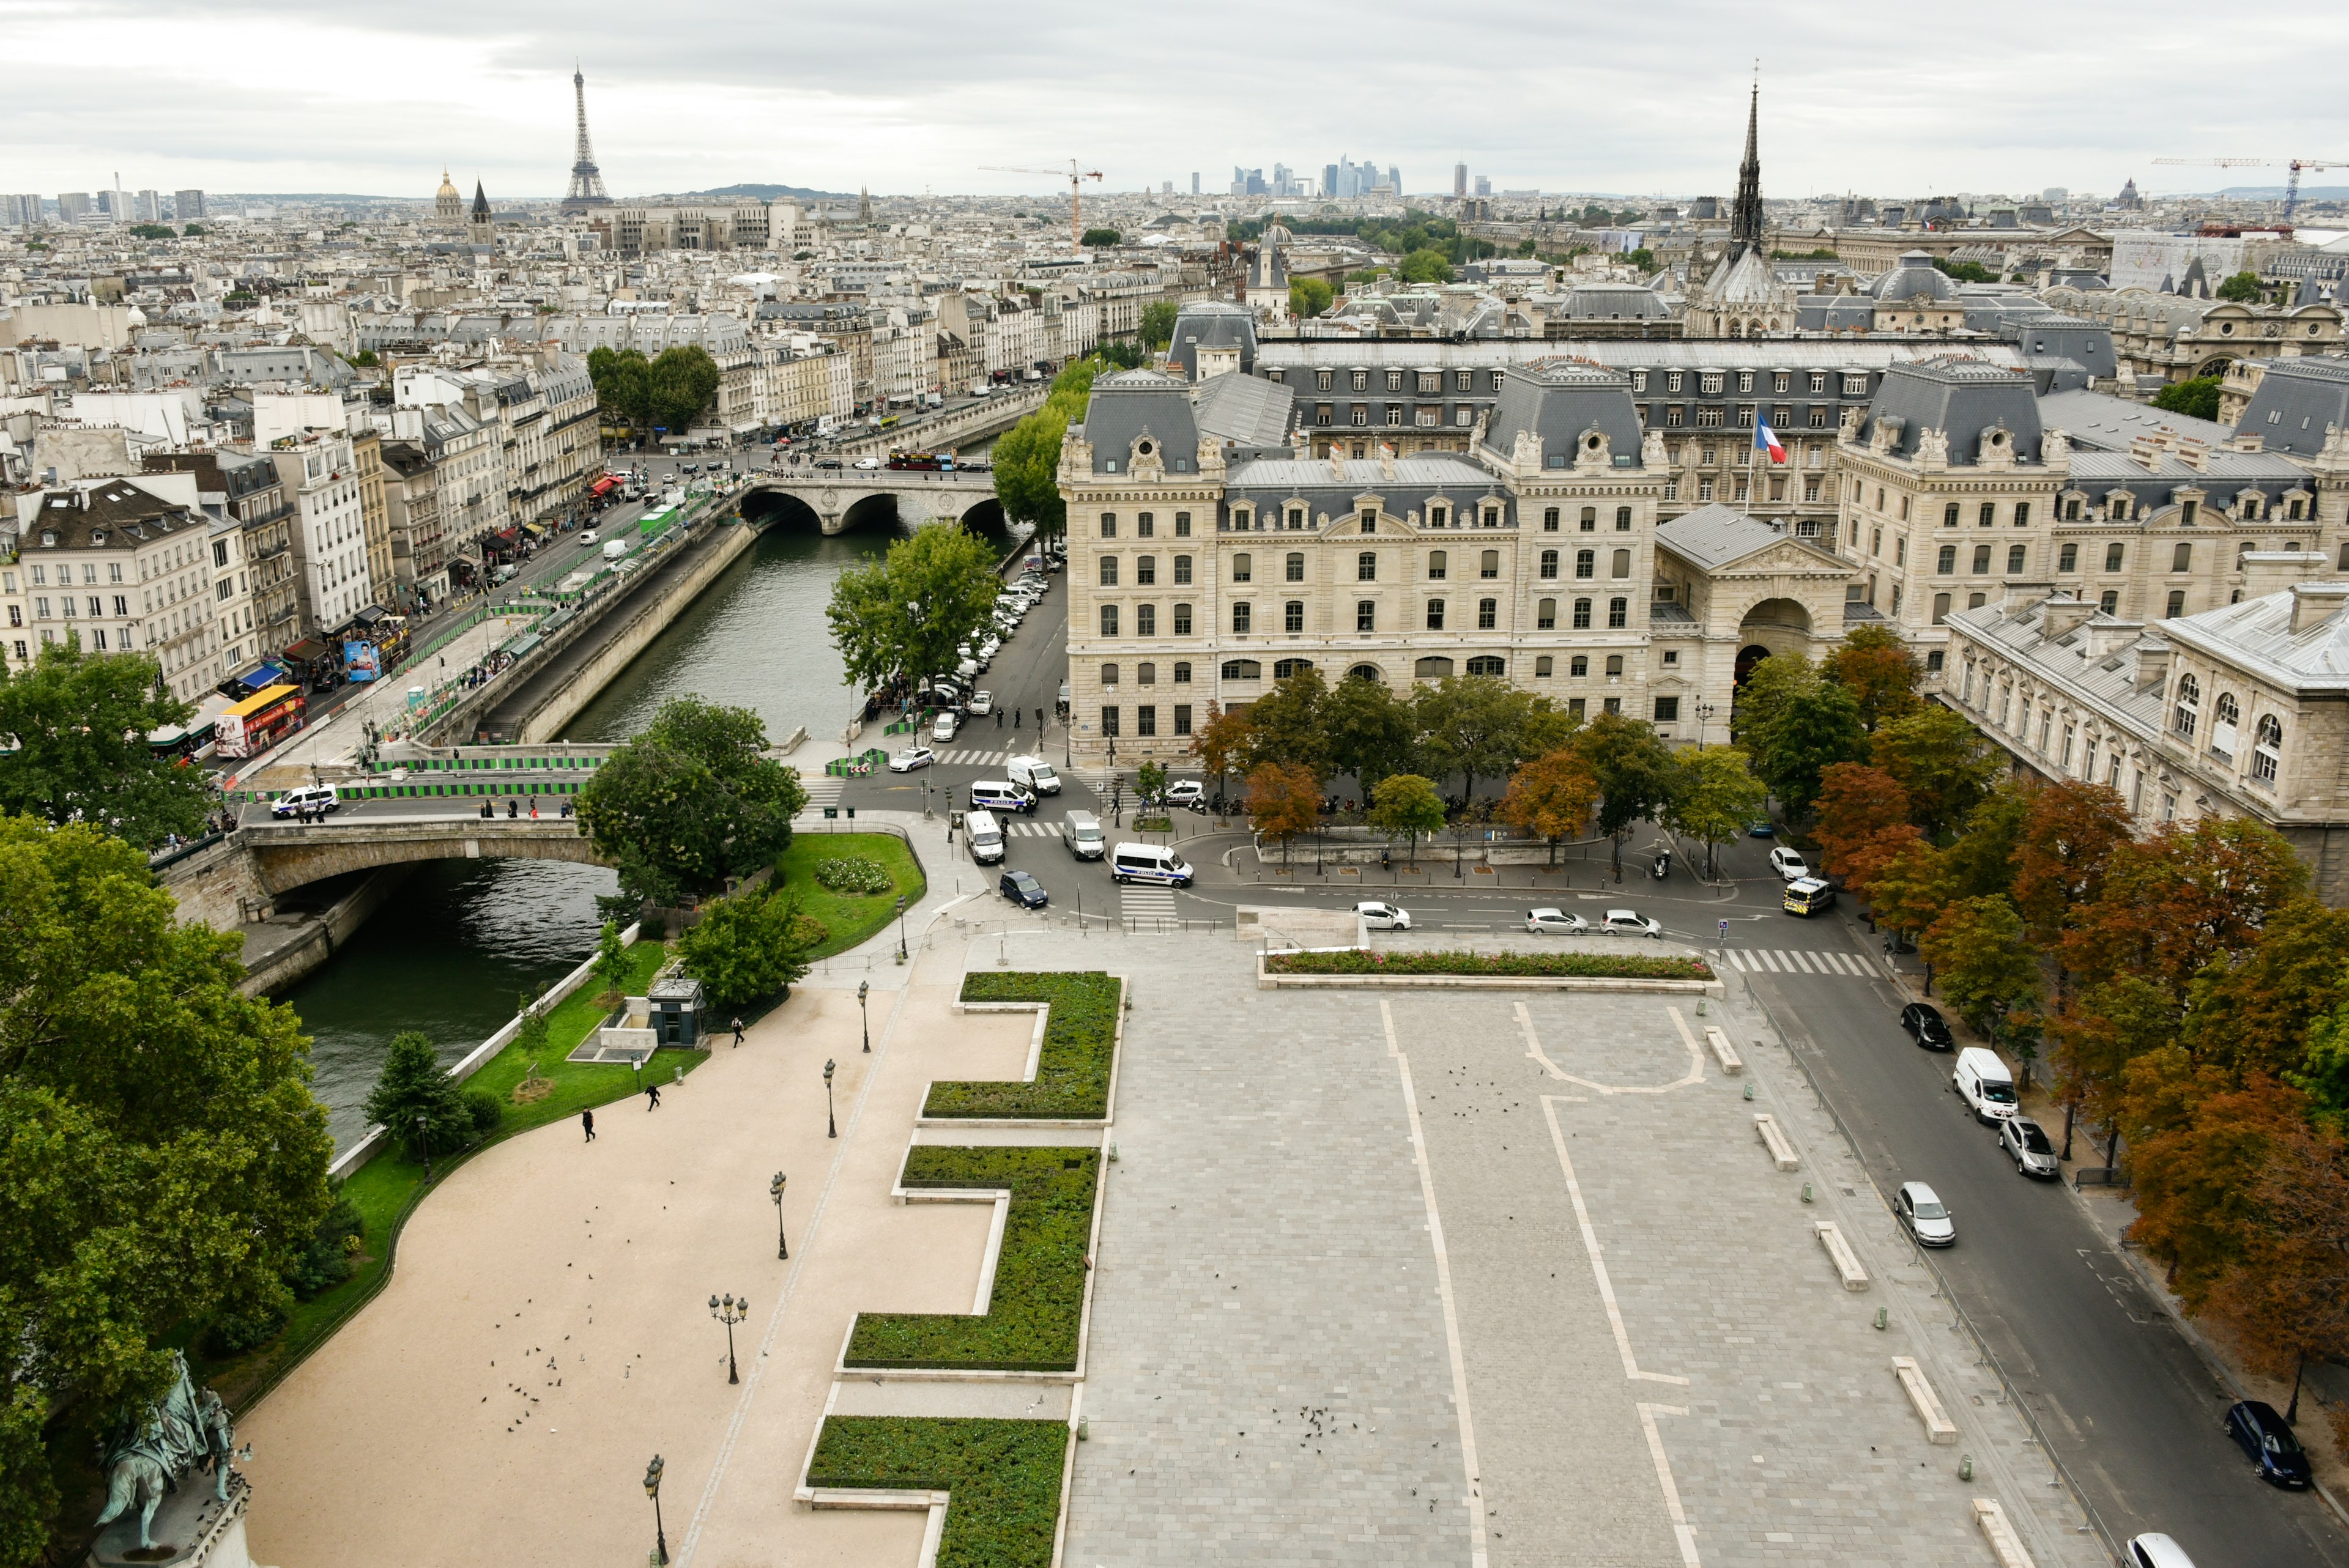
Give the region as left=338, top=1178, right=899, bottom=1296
left=823, top=807, right=838, bottom=819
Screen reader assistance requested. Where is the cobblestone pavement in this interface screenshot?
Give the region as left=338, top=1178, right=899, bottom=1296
left=1061, top=931, right=2104, bottom=1568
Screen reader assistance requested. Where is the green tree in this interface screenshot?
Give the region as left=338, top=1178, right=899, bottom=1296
left=1323, top=675, right=1419, bottom=795
left=364, top=1031, right=468, bottom=1160
left=1668, top=745, right=1769, bottom=878
left=1751, top=679, right=1867, bottom=820
left=0, top=637, right=210, bottom=849
left=592, top=920, right=631, bottom=1007
left=2214, top=271, right=2265, bottom=304
left=1080, top=227, right=1121, bottom=248
left=128, top=223, right=174, bottom=240
left=1940, top=782, right=2030, bottom=902
left=678, top=889, right=811, bottom=1010
left=1140, top=300, right=1178, bottom=350
left=1191, top=701, right=1252, bottom=808
left=577, top=697, right=808, bottom=909
left=991, top=355, right=1110, bottom=541
left=1573, top=711, right=1680, bottom=873
left=1821, top=624, right=1921, bottom=731
left=513, top=985, right=552, bottom=1062
left=1871, top=705, right=2000, bottom=839
left=181, top=223, right=206, bottom=235
left=0, top=816, right=333, bottom=1561
left=1368, top=773, right=1447, bottom=867
left=1243, top=668, right=1334, bottom=780
left=1288, top=278, right=1334, bottom=318
left=1728, top=651, right=1816, bottom=746
left=826, top=525, right=1001, bottom=692
left=1932, top=259, right=1997, bottom=284
left=1400, top=248, right=1453, bottom=284
left=2152, top=375, right=2224, bottom=422
left=1414, top=675, right=1552, bottom=799
left=1625, top=247, right=1657, bottom=272
left=2191, top=901, right=2349, bottom=1087
left=1920, top=897, right=2043, bottom=1064
left=645, top=344, right=721, bottom=434
left=1135, top=760, right=1167, bottom=804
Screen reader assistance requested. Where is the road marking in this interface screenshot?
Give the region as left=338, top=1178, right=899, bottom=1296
left=1718, top=949, right=1878, bottom=980
left=1636, top=1402, right=1704, bottom=1567
left=1381, top=1000, right=1490, bottom=1568
left=1516, top=1002, right=1702, bottom=1095
left=1540, top=1094, right=1690, bottom=1388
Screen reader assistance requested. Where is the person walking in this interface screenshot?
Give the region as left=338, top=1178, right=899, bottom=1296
left=581, top=1109, right=595, bottom=1142
left=731, top=1015, right=744, bottom=1048
left=645, top=1080, right=661, bottom=1111
left=996, top=709, right=1004, bottom=730
left=529, top=799, right=540, bottom=820
left=1013, top=708, right=1021, bottom=729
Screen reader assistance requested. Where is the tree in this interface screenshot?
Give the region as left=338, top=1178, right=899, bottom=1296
left=1820, top=624, right=1921, bottom=732
left=1135, top=760, right=1167, bottom=804
left=1811, top=764, right=1912, bottom=881
left=1289, top=278, right=1334, bottom=319
left=576, top=697, right=808, bottom=909
left=513, top=985, right=552, bottom=1062
left=2152, top=375, right=2223, bottom=422
left=1919, top=897, right=2043, bottom=1060
left=1080, top=226, right=1121, bottom=248
left=1573, top=712, right=1680, bottom=873
left=1400, top=248, right=1453, bottom=284
left=1369, top=773, right=1448, bottom=867
left=1245, top=761, right=1321, bottom=866
left=1752, top=680, right=1867, bottom=820
left=2188, top=899, right=2349, bottom=1084
left=2214, top=271, right=2265, bottom=305
left=1140, top=300, right=1178, bottom=350
left=1871, top=706, right=2000, bottom=839
left=826, top=524, right=1001, bottom=692
left=0, top=636, right=211, bottom=850
left=1625, top=247, right=1657, bottom=272
left=128, top=223, right=174, bottom=240
left=1415, top=675, right=1550, bottom=799
left=365, top=1031, right=468, bottom=1160
left=1939, top=783, right=2030, bottom=903
left=1667, top=746, right=1768, bottom=878
left=678, top=889, right=812, bottom=1010
left=1865, top=831, right=1949, bottom=937
left=592, top=920, right=631, bottom=1008
left=992, top=355, right=1109, bottom=541
left=2129, top=1073, right=2306, bottom=1311
left=1191, top=702, right=1253, bottom=809
left=2058, top=817, right=2309, bottom=1007
left=2200, top=1112, right=2349, bottom=1449
left=2288, top=966, right=2349, bottom=1128
left=645, top=344, right=722, bottom=434
left=1729, top=651, right=1814, bottom=748
left=2012, top=780, right=2134, bottom=949
left=1498, top=749, right=1598, bottom=865
left=0, top=816, right=332, bottom=1561
left=1323, top=675, right=1419, bottom=796
left=182, top=222, right=206, bottom=235
left=1242, top=668, right=1334, bottom=780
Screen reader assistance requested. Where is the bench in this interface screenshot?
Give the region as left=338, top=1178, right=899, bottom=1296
left=1891, top=1355, right=1959, bottom=1444
left=1754, top=1113, right=1800, bottom=1171
left=1970, top=1498, right=2037, bottom=1568
left=1814, top=1220, right=1870, bottom=1290
left=1705, top=1026, right=1744, bottom=1074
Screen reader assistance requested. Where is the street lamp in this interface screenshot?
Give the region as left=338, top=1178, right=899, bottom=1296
left=416, top=1112, right=432, bottom=1183
left=1693, top=698, right=1718, bottom=747
left=770, top=1172, right=788, bottom=1259
left=644, top=1455, right=669, bottom=1566
left=894, top=895, right=908, bottom=961
left=858, top=980, right=870, bottom=1052
left=710, top=1292, right=749, bottom=1383
left=824, top=1058, right=837, bottom=1139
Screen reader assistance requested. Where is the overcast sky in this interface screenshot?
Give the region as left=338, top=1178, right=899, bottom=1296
left=9, top=0, right=2348, bottom=204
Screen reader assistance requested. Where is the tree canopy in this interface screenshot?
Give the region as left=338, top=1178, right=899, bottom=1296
left=0, top=637, right=212, bottom=849
left=0, top=816, right=332, bottom=1561
left=826, top=524, right=1002, bottom=693
left=576, top=697, right=807, bottom=908
left=1288, top=278, right=1334, bottom=319
left=1078, top=227, right=1121, bottom=248
left=2214, top=271, right=2265, bottom=304
left=991, top=355, right=1110, bottom=540
left=1139, top=300, right=1178, bottom=350
left=585, top=344, right=721, bottom=434
left=2151, top=375, right=2223, bottom=422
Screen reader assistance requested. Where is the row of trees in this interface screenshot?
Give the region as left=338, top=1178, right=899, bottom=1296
left=990, top=354, right=1110, bottom=541
left=1812, top=706, right=2349, bottom=1440
left=584, top=344, right=721, bottom=436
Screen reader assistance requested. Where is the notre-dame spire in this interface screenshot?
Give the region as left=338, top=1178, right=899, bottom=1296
left=1728, top=73, right=1764, bottom=262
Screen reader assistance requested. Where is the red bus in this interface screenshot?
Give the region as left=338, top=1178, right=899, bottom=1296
left=886, top=450, right=956, bottom=472
left=216, top=683, right=306, bottom=759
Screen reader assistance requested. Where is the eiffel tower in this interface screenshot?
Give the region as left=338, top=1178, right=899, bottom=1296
left=560, top=64, right=612, bottom=214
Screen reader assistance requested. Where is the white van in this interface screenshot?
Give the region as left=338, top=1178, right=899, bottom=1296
left=965, top=808, right=1004, bottom=864
left=271, top=783, right=340, bottom=818
left=1006, top=755, right=1059, bottom=795
left=968, top=780, right=1037, bottom=815
left=602, top=538, right=629, bottom=562
left=1953, top=1046, right=2019, bottom=1125
left=1062, top=810, right=1105, bottom=859
left=1110, top=843, right=1193, bottom=887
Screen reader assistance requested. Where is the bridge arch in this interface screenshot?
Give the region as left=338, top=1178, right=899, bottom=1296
left=239, top=821, right=610, bottom=898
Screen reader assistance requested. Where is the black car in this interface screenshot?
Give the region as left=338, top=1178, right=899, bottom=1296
left=2225, top=1399, right=2312, bottom=1488
left=1901, top=1002, right=1955, bottom=1051
left=999, top=870, right=1048, bottom=909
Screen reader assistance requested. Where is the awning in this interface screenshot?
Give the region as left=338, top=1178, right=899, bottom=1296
left=283, top=638, right=330, bottom=664
left=492, top=527, right=520, bottom=542
left=522, top=522, right=547, bottom=537
left=590, top=475, right=621, bottom=497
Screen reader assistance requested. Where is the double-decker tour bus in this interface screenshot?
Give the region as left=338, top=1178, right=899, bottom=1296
left=215, top=683, right=306, bottom=760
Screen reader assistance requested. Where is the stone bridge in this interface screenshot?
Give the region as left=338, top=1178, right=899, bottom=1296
left=744, top=469, right=1004, bottom=534
left=234, top=817, right=607, bottom=898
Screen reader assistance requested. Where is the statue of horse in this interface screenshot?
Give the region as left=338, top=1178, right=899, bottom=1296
left=93, top=1353, right=236, bottom=1551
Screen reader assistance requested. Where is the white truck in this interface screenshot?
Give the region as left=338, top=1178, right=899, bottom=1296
left=602, top=538, right=629, bottom=563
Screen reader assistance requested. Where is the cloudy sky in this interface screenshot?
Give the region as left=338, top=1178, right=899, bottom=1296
left=9, top=0, right=2348, bottom=204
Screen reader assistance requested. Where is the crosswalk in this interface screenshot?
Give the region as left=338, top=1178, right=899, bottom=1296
left=1002, top=819, right=1061, bottom=838
left=1121, top=886, right=1181, bottom=926
left=795, top=775, right=844, bottom=814
left=934, top=747, right=1011, bottom=766
left=1719, top=947, right=1883, bottom=980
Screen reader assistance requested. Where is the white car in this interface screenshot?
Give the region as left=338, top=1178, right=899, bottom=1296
left=1355, top=901, right=1411, bottom=931
left=1526, top=908, right=1587, bottom=936
left=932, top=710, right=960, bottom=742
left=967, top=690, right=993, bottom=716
left=1163, top=780, right=1206, bottom=805
left=979, top=637, right=1002, bottom=660
left=888, top=746, right=935, bottom=773
left=1600, top=909, right=1663, bottom=937
left=853, top=456, right=882, bottom=470
left=1767, top=846, right=1811, bottom=881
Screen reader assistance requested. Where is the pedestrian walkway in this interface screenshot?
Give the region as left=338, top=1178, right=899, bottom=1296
left=793, top=774, right=844, bottom=813
left=1718, top=946, right=1885, bottom=978
left=933, top=746, right=1012, bottom=766
left=1119, top=886, right=1180, bottom=926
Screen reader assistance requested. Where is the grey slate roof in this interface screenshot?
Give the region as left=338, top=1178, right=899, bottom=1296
left=1074, top=371, right=1201, bottom=476
left=1192, top=372, right=1294, bottom=452
left=1858, top=358, right=2044, bottom=464
left=1872, top=252, right=1961, bottom=303
left=1945, top=597, right=2167, bottom=737
left=1166, top=301, right=1256, bottom=379
left=2232, top=356, right=2349, bottom=458
left=1478, top=364, right=1647, bottom=469
left=1222, top=454, right=1510, bottom=526
left=1655, top=503, right=1840, bottom=571
left=2037, top=388, right=2233, bottom=451
left=2164, top=579, right=2349, bottom=688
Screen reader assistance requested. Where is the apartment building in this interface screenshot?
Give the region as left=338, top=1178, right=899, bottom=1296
left=267, top=427, right=373, bottom=634
left=377, top=438, right=450, bottom=608
left=143, top=448, right=300, bottom=658
left=351, top=427, right=394, bottom=610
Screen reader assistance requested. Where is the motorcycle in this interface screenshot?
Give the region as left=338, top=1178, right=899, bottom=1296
left=1650, top=849, right=1672, bottom=880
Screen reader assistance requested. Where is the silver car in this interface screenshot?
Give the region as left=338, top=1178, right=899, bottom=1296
left=2000, top=1116, right=2061, bottom=1178
left=1354, top=901, right=1411, bottom=931
left=1526, top=908, right=1587, bottom=935
left=1895, top=1181, right=1956, bottom=1247
left=1599, top=909, right=1663, bottom=937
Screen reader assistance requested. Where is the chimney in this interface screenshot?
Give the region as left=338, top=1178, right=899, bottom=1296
left=2135, top=642, right=2171, bottom=692
left=2241, top=549, right=2328, bottom=601
left=2041, top=596, right=2095, bottom=639
left=2083, top=618, right=2144, bottom=659
left=2174, top=435, right=2209, bottom=473
left=2290, top=582, right=2349, bottom=635
left=2002, top=579, right=2056, bottom=613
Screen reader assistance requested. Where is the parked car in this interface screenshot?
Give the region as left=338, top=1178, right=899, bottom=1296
left=2225, top=1399, right=2313, bottom=1489
left=2122, top=1535, right=2197, bottom=1568
left=579, top=529, right=601, bottom=547
left=932, top=710, right=960, bottom=742
left=2001, top=1117, right=2061, bottom=1178
left=1901, top=1002, right=1955, bottom=1051
left=1526, top=908, right=1587, bottom=936
left=1767, top=846, right=1810, bottom=881
left=999, top=869, right=1049, bottom=909
left=1600, top=909, right=1663, bottom=937
left=1354, top=901, right=1411, bottom=931
left=1747, top=819, right=1776, bottom=838
left=1953, top=1046, right=2020, bottom=1125
left=967, top=690, right=993, bottom=716
left=1894, top=1181, right=1956, bottom=1247
left=272, top=784, right=340, bottom=818
left=1163, top=780, right=1206, bottom=805
left=888, top=746, right=935, bottom=773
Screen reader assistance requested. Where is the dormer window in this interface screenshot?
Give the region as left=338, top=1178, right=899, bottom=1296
left=40, top=531, right=57, bottom=547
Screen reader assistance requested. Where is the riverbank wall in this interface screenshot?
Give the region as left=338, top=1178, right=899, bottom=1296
left=238, top=865, right=417, bottom=997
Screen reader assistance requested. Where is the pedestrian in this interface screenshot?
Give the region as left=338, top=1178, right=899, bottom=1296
left=646, top=1080, right=661, bottom=1110
left=530, top=799, right=540, bottom=820
left=507, top=797, right=519, bottom=819
left=1013, top=708, right=1021, bottom=729
left=996, top=709, right=1004, bottom=730
left=582, top=1109, right=595, bottom=1142
left=731, top=1015, right=744, bottom=1048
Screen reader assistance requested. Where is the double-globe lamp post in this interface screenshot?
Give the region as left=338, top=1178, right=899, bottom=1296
left=710, top=1292, right=748, bottom=1384
left=644, top=1454, right=669, bottom=1565
left=858, top=980, right=870, bottom=1052
left=825, top=1058, right=837, bottom=1139
left=894, top=895, right=908, bottom=961
left=770, top=1170, right=788, bottom=1260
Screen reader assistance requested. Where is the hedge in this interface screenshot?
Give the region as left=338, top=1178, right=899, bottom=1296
left=844, top=1146, right=1097, bottom=1373
left=930, top=972, right=1120, bottom=1119
left=1266, top=948, right=1715, bottom=980
left=807, top=1416, right=1067, bottom=1568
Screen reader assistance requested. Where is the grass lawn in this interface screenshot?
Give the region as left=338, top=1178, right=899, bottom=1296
left=204, top=939, right=704, bottom=1409
left=773, top=830, right=927, bottom=961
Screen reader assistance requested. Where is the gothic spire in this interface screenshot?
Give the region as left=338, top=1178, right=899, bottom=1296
left=1729, top=73, right=1764, bottom=263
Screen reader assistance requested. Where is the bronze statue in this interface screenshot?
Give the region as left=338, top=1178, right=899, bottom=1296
left=94, top=1353, right=236, bottom=1552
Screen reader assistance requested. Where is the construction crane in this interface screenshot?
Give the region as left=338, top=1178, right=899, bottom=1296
left=979, top=161, right=1104, bottom=254
left=2154, top=155, right=2349, bottom=220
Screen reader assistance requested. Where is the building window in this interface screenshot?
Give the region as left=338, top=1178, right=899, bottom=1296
left=1653, top=697, right=1680, bottom=722
left=1137, top=662, right=1157, bottom=686
left=1233, top=602, right=1252, bottom=633
left=2172, top=674, right=2200, bottom=738
left=1535, top=656, right=1554, bottom=676
left=1932, top=592, right=1951, bottom=624
left=1173, top=555, right=1192, bottom=584
left=1137, top=705, right=1157, bottom=736
left=1570, top=655, right=1589, bottom=678
left=1386, top=404, right=1403, bottom=425
left=1287, top=509, right=1307, bottom=531
left=1173, top=662, right=1192, bottom=684
left=1137, top=512, right=1155, bottom=537
left=1606, top=654, right=1625, bottom=678
left=1285, top=552, right=1305, bottom=582
left=1608, top=597, right=1628, bottom=629
left=2059, top=542, right=2079, bottom=572
left=1480, top=549, right=1499, bottom=579
left=1414, top=656, right=1455, bottom=679
left=1355, top=599, right=1376, bottom=632
left=2181, top=500, right=2199, bottom=527
left=1575, top=549, right=1595, bottom=579
left=1136, top=556, right=1156, bottom=585
left=1611, top=549, right=1631, bottom=579
left=2173, top=541, right=2192, bottom=572
left=1174, top=704, right=1192, bottom=735
left=1616, top=507, right=1633, bottom=531
left=2007, top=545, right=2027, bottom=573
left=2254, top=714, right=2283, bottom=785
left=1428, top=550, right=1447, bottom=579
left=1099, top=513, right=1118, bottom=537
left=1221, top=659, right=1261, bottom=679
left=1173, top=603, right=1192, bottom=635
left=1937, top=545, right=1956, bottom=574
left=1175, top=512, right=1192, bottom=536
left=1231, top=553, right=1252, bottom=582
left=1099, top=605, right=1119, bottom=636
left=1475, top=597, right=1497, bottom=629
left=1572, top=598, right=1592, bottom=629
left=1102, top=705, right=1120, bottom=736
left=1540, top=549, right=1559, bottom=579
left=1358, top=552, right=1378, bottom=580
left=1284, top=600, right=1305, bottom=633
left=2105, top=542, right=2124, bottom=572
left=2099, top=590, right=2118, bottom=614
left=1426, top=599, right=1445, bottom=630
left=1537, top=597, right=1556, bottom=629
left=1098, top=555, right=1119, bottom=586
left=1100, top=661, right=1119, bottom=686
left=2166, top=590, right=2185, bottom=618
left=1543, top=508, right=1560, bottom=531
left=1972, top=545, right=1992, bottom=574
left=1429, top=505, right=1450, bottom=528
left=1136, top=604, right=1157, bottom=635
left=1466, top=655, right=1505, bottom=676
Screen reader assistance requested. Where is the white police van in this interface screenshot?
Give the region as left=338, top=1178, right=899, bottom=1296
left=1108, top=843, right=1192, bottom=887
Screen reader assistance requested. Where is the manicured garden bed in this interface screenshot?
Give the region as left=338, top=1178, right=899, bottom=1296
left=774, top=830, right=926, bottom=960
left=931, top=972, right=1120, bottom=1119
left=844, top=1146, right=1097, bottom=1373
left=807, top=1416, right=1067, bottom=1567
left=1266, top=948, right=1715, bottom=980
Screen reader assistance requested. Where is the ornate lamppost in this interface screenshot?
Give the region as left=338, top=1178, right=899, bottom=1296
left=858, top=980, right=870, bottom=1051
left=709, top=1293, right=749, bottom=1384
left=644, top=1454, right=669, bottom=1565
left=416, top=1112, right=432, bottom=1184
left=824, top=1059, right=837, bottom=1139
left=770, top=1171, right=788, bottom=1260
left=894, top=895, right=908, bottom=961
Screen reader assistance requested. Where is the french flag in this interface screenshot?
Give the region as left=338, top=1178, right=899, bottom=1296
left=1754, top=421, right=1787, bottom=464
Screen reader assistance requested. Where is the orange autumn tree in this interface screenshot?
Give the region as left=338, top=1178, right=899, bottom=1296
left=1244, top=760, right=1321, bottom=867
left=2011, top=780, right=2134, bottom=952
left=1811, top=763, right=1911, bottom=886
left=1820, top=623, right=1923, bottom=733
left=2201, top=1108, right=2349, bottom=1448
left=1498, top=747, right=1600, bottom=867
left=1190, top=702, right=1254, bottom=814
